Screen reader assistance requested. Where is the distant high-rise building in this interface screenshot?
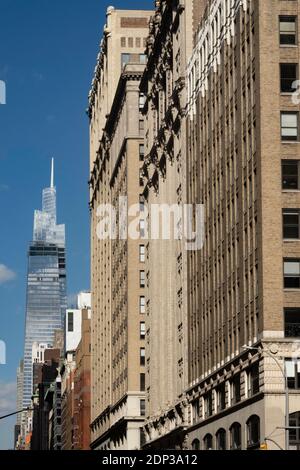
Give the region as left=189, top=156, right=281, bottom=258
left=22, top=159, right=67, bottom=408
left=16, top=359, right=24, bottom=424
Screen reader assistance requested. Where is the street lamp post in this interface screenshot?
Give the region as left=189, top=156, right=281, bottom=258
left=243, top=345, right=289, bottom=450
left=0, top=407, right=32, bottom=421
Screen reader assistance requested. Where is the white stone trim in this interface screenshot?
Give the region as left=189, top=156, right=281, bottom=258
left=187, top=0, right=248, bottom=117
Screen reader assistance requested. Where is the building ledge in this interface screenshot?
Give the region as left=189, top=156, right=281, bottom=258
left=142, top=425, right=188, bottom=449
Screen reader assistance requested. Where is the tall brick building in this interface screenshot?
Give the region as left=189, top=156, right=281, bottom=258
left=185, top=0, right=300, bottom=450
left=88, top=0, right=300, bottom=451
left=74, top=309, right=91, bottom=450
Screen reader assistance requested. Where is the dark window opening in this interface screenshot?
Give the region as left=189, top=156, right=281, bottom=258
left=192, top=439, right=200, bottom=450
left=282, top=160, right=299, bottom=190
left=140, top=373, right=145, bottom=391
left=230, top=422, right=242, bottom=450
left=231, top=374, right=241, bottom=405
left=203, top=433, right=213, bottom=450
left=68, top=312, right=74, bottom=332
left=247, top=415, right=260, bottom=449
left=289, top=412, right=300, bottom=450
left=283, top=210, right=300, bottom=239
left=217, top=383, right=226, bottom=412
left=216, top=429, right=226, bottom=450
left=280, top=63, right=298, bottom=93
left=248, top=362, right=260, bottom=397
left=284, top=308, right=300, bottom=337
left=204, top=391, right=213, bottom=418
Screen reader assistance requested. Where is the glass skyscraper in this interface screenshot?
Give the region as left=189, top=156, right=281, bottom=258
left=22, top=159, right=66, bottom=407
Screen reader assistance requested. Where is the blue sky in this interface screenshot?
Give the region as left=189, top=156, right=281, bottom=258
left=0, top=0, right=153, bottom=449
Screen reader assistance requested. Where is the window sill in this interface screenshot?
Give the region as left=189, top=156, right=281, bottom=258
left=280, top=45, right=298, bottom=48
left=283, top=239, right=300, bottom=242
left=281, top=141, right=300, bottom=144
left=284, top=288, right=300, bottom=292
left=282, top=190, right=300, bottom=193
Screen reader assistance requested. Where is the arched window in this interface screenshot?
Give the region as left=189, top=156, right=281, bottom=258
left=203, top=433, right=213, bottom=450
left=247, top=415, right=260, bottom=449
left=192, top=439, right=200, bottom=450
left=289, top=411, right=300, bottom=450
left=216, top=428, right=226, bottom=450
left=230, top=422, right=242, bottom=450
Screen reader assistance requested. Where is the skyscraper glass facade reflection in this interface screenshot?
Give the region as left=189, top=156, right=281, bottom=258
left=22, top=160, right=66, bottom=407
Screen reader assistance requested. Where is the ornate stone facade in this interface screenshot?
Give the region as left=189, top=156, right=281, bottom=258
left=140, top=0, right=198, bottom=448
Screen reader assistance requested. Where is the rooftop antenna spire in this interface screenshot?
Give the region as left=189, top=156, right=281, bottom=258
left=50, top=157, right=54, bottom=188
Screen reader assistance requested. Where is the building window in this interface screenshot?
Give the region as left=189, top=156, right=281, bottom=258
left=121, top=53, right=131, bottom=67
left=139, top=94, right=145, bottom=110
left=139, top=169, right=144, bottom=187
left=216, top=383, right=226, bottom=412
left=139, top=296, right=145, bottom=314
left=140, top=271, right=145, bottom=288
left=289, top=412, right=300, bottom=450
left=128, top=37, right=133, bottom=48
left=139, top=119, right=144, bottom=133
left=140, top=373, right=145, bottom=391
left=139, top=245, right=145, bottom=263
left=284, top=308, right=300, bottom=337
left=280, top=64, right=298, bottom=93
left=140, top=399, right=145, bottom=416
left=140, top=219, right=145, bottom=237
left=282, top=160, right=300, bottom=190
left=247, top=415, right=260, bottom=449
left=121, top=37, right=126, bottom=47
left=204, top=391, right=213, bottom=418
left=284, top=259, right=300, bottom=288
left=279, top=16, right=297, bottom=45
left=68, top=312, right=74, bottom=332
left=139, top=194, right=145, bottom=211
left=230, top=422, right=242, bottom=450
left=140, top=54, right=147, bottom=64
left=140, top=322, right=145, bottom=339
left=231, top=374, right=241, bottom=405
left=192, top=439, right=200, bottom=450
left=140, top=348, right=145, bottom=366
left=247, top=362, right=260, bottom=397
left=192, top=400, right=200, bottom=425
left=281, top=112, right=299, bottom=141
left=139, top=144, right=145, bottom=161
left=285, top=359, right=300, bottom=389
left=283, top=209, right=300, bottom=238
left=203, top=433, right=213, bottom=450
left=216, top=429, right=226, bottom=450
